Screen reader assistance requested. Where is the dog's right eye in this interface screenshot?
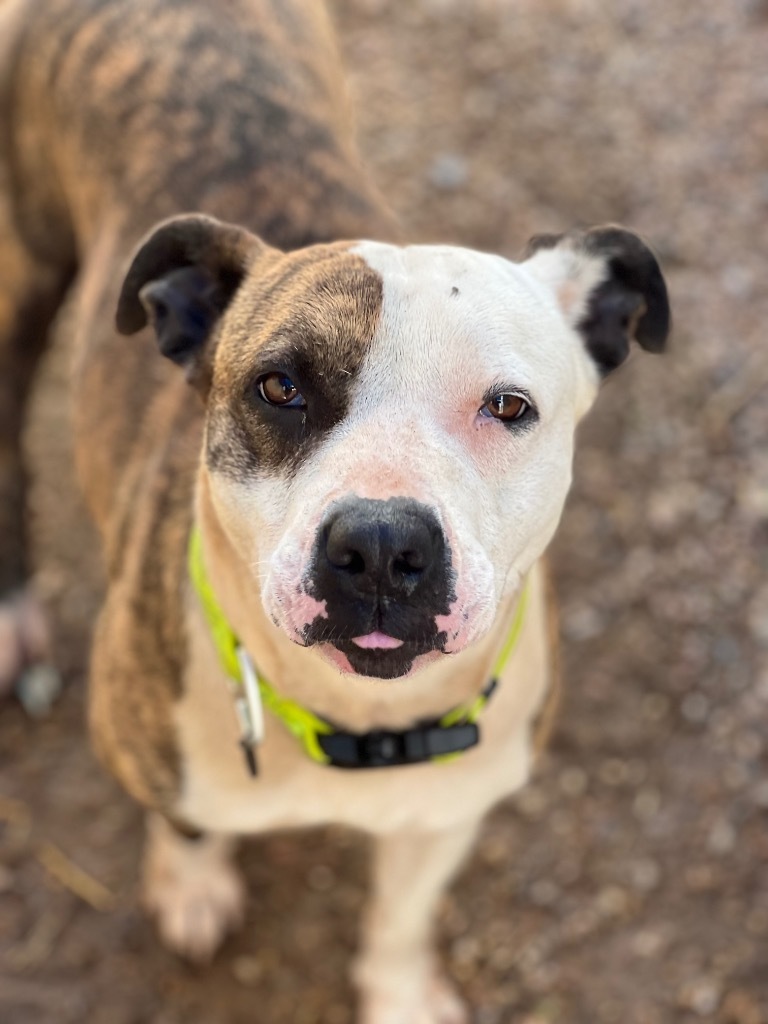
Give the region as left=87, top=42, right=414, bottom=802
left=256, top=372, right=307, bottom=409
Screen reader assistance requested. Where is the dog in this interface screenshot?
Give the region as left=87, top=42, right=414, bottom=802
left=0, top=0, right=670, bottom=1020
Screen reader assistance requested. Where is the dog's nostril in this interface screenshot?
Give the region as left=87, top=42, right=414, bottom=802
left=326, top=532, right=368, bottom=575
left=392, top=550, right=426, bottom=576
left=341, top=550, right=366, bottom=575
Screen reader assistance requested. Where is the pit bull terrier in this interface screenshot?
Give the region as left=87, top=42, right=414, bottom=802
left=0, top=0, right=670, bottom=1020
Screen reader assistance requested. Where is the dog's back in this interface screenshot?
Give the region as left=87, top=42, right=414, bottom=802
left=3, top=0, right=388, bottom=251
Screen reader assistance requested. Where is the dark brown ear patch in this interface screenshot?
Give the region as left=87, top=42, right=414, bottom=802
left=527, top=225, right=671, bottom=375
left=116, top=213, right=263, bottom=384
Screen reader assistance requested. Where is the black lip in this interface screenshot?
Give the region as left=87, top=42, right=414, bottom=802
left=334, top=640, right=440, bottom=680
left=303, top=614, right=448, bottom=651
left=303, top=615, right=448, bottom=679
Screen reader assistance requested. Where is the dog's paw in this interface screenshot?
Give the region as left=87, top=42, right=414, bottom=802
left=142, top=814, right=245, bottom=962
left=424, top=973, right=469, bottom=1024
left=360, top=971, right=469, bottom=1024
left=0, top=587, right=61, bottom=713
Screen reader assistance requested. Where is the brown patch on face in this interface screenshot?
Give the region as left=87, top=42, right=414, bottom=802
left=205, top=243, right=384, bottom=477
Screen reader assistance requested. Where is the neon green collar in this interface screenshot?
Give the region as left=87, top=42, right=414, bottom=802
left=189, top=527, right=528, bottom=775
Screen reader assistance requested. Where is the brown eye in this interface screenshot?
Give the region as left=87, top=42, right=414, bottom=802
left=256, top=372, right=306, bottom=408
left=481, top=393, right=529, bottom=422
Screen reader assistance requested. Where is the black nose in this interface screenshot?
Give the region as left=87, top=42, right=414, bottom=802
left=323, top=498, right=444, bottom=598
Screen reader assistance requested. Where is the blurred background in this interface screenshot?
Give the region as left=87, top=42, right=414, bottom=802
left=1, top=0, right=767, bottom=1021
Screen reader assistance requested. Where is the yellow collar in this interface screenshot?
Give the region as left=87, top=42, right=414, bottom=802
left=189, top=526, right=528, bottom=775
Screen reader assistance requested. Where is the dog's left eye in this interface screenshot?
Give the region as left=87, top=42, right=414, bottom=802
left=256, top=372, right=307, bottom=409
left=480, top=393, right=530, bottom=422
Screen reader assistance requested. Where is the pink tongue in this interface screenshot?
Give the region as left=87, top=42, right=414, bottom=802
left=351, top=632, right=404, bottom=650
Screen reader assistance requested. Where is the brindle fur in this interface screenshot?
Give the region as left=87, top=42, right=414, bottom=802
left=0, top=0, right=396, bottom=807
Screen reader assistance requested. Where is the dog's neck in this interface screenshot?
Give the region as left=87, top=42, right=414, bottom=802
left=193, top=475, right=520, bottom=733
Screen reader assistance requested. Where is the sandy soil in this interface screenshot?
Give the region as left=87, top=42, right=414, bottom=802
left=1, top=1, right=767, bottom=1022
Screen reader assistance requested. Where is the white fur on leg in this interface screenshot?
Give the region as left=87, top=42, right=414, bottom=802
left=141, top=812, right=245, bottom=962
left=425, top=973, right=469, bottom=1024
left=357, top=958, right=468, bottom=1024
left=356, top=826, right=478, bottom=1024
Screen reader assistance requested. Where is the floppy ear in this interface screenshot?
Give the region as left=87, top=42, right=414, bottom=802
left=523, top=225, right=671, bottom=375
left=116, top=213, right=264, bottom=387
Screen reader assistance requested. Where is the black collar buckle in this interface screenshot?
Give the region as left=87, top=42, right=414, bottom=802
left=362, top=730, right=405, bottom=766
left=318, top=721, right=480, bottom=770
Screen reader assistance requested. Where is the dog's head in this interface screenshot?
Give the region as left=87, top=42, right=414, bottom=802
left=117, top=215, right=669, bottom=679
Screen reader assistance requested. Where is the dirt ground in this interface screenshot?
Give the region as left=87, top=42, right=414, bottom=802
left=2, top=0, right=767, bottom=1022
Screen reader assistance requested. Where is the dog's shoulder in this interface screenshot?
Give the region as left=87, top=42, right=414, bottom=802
left=89, top=384, right=203, bottom=811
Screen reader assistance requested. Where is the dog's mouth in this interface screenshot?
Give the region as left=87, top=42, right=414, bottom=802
left=317, top=638, right=445, bottom=680
left=303, top=621, right=447, bottom=679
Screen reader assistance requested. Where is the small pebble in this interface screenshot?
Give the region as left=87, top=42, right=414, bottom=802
left=231, top=956, right=264, bottom=986
left=596, top=886, right=629, bottom=918
left=642, top=693, right=671, bottom=721
left=558, top=766, right=588, bottom=797
left=561, top=605, right=605, bottom=641
left=631, top=929, right=666, bottom=958
left=707, top=818, right=737, bottom=855
left=427, top=153, right=468, bottom=190
left=529, top=879, right=560, bottom=907
left=681, top=692, right=710, bottom=724
left=16, top=664, right=63, bottom=718
left=629, top=858, right=661, bottom=891
left=721, top=264, right=754, bottom=299
left=598, top=759, right=627, bottom=787
left=679, top=977, right=722, bottom=1016
left=633, top=788, right=661, bottom=820
left=516, top=786, right=549, bottom=819
left=452, top=934, right=481, bottom=967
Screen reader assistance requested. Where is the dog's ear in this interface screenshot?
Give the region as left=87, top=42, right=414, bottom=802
left=116, top=213, right=265, bottom=386
left=522, top=225, right=670, bottom=375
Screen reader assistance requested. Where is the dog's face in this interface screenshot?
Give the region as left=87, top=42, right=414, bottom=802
left=204, top=242, right=601, bottom=681
left=117, top=217, right=669, bottom=679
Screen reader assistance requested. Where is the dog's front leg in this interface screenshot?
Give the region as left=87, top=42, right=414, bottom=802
left=355, top=822, right=480, bottom=1024
left=141, top=812, right=245, bottom=962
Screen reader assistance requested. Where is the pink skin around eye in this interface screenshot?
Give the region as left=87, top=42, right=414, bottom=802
left=351, top=632, right=404, bottom=650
